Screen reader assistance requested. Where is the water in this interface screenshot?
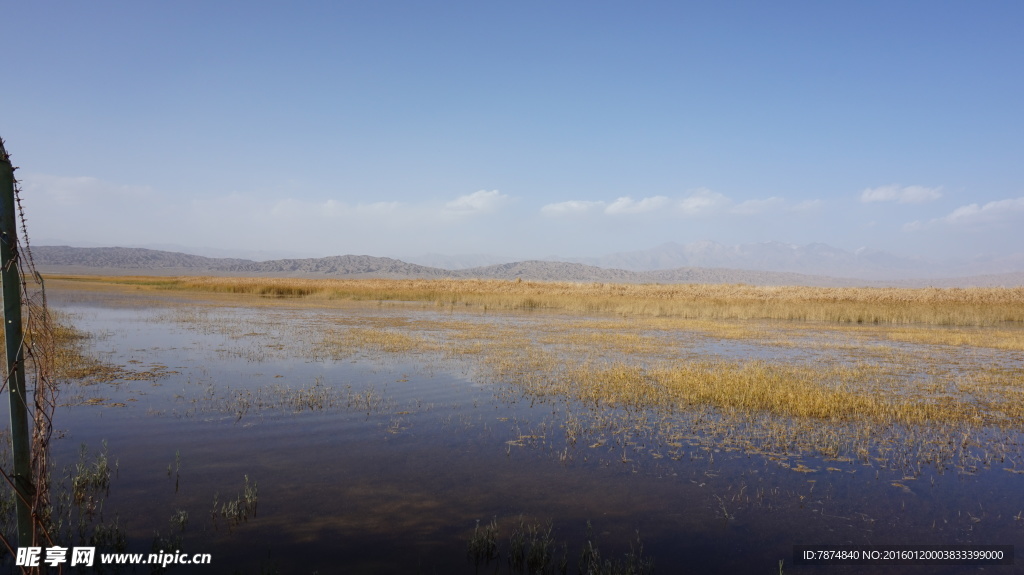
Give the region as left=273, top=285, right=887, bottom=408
left=4, top=287, right=1021, bottom=574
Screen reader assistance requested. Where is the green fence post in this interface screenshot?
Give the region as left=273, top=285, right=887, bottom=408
left=0, top=138, right=34, bottom=548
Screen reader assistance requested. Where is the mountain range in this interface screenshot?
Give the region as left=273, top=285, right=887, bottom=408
left=408, top=241, right=1024, bottom=281
left=30, top=244, right=1024, bottom=288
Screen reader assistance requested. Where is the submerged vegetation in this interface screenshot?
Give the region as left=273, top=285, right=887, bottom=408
left=211, top=475, right=259, bottom=531
left=468, top=516, right=653, bottom=575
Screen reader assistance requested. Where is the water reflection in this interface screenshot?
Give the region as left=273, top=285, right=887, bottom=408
left=14, top=286, right=1023, bottom=574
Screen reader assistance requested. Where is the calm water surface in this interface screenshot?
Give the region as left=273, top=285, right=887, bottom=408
left=4, top=287, right=1021, bottom=574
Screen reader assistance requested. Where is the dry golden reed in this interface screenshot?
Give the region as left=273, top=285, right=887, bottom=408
left=305, top=312, right=1022, bottom=430
left=563, top=360, right=1004, bottom=426
left=47, top=275, right=1024, bottom=327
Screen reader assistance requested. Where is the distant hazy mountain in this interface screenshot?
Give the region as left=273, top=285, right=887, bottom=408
left=32, top=246, right=450, bottom=278
left=31, top=245, right=1024, bottom=287
left=33, top=245, right=868, bottom=286
left=227, top=255, right=455, bottom=277
left=457, top=260, right=865, bottom=286
left=33, top=246, right=252, bottom=269
left=554, top=240, right=1022, bottom=280
left=401, top=253, right=521, bottom=270
left=131, top=243, right=313, bottom=261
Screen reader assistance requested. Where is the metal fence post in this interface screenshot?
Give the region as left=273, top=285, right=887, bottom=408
left=0, top=138, right=34, bottom=547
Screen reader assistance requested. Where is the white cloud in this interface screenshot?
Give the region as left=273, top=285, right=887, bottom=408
left=936, top=197, right=1024, bottom=226
left=540, top=200, right=606, bottom=216
left=860, top=184, right=942, bottom=204
left=790, top=199, right=823, bottom=212
left=902, top=196, right=1024, bottom=232
left=325, top=200, right=402, bottom=217
left=266, top=198, right=404, bottom=219
left=731, top=196, right=783, bottom=215
left=676, top=189, right=730, bottom=215
left=444, top=190, right=509, bottom=215
left=541, top=190, right=791, bottom=219
left=605, top=195, right=671, bottom=215
left=262, top=190, right=508, bottom=225
left=20, top=173, right=156, bottom=206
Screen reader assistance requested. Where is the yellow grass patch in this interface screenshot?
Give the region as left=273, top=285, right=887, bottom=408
left=48, top=275, right=1024, bottom=327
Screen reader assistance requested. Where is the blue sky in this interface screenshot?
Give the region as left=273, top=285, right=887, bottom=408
left=5, top=1, right=1023, bottom=262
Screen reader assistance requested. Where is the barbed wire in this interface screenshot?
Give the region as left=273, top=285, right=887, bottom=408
left=0, top=139, right=60, bottom=573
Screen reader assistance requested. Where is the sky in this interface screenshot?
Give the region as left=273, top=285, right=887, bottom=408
left=4, top=1, right=1023, bottom=263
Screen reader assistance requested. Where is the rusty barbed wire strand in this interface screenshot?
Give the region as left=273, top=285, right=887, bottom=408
left=0, top=141, right=60, bottom=573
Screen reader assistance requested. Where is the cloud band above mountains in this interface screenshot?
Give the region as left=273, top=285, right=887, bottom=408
left=17, top=171, right=1023, bottom=262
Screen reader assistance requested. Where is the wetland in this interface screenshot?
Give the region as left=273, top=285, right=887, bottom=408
left=3, top=276, right=1024, bottom=573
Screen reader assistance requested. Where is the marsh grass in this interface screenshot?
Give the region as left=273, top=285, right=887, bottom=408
left=207, top=377, right=393, bottom=422
left=361, top=317, right=1018, bottom=472
left=149, top=510, right=191, bottom=573
left=211, top=475, right=259, bottom=531
left=883, top=325, right=1024, bottom=350
left=32, top=311, right=183, bottom=401
left=42, top=441, right=132, bottom=558
left=318, top=327, right=433, bottom=357
left=43, top=312, right=123, bottom=383
left=570, top=360, right=1004, bottom=426
left=468, top=516, right=500, bottom=566
left=507, top=516, right=563, bottom=574
left=50, top=275, right=1024, bottom=326
left=71, top=442, right=114, bottom=507
left=467, top=516, right=649, bottom=575
left=579, top=522, right=654, bottom=575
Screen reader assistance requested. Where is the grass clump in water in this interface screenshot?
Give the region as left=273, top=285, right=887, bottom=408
left=211, top=475, right=259, bottom=531
left=71, top=442, right=114, bottom=507
left=466, top=517, right=652, bottom=575
left=468, top=516, right=500, bottom=566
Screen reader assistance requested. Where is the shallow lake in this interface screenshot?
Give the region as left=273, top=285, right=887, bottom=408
left=4, top=285, right=1022, bottom=574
